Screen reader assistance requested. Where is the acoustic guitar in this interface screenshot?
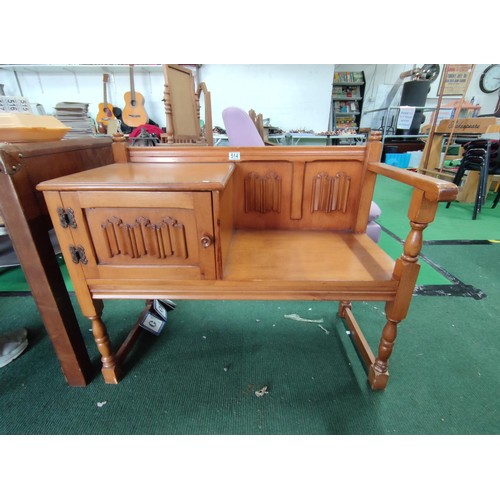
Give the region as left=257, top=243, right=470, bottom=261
left=122, top=64, right=148, bottom=128
left=96, top=74, right=115, bottom=131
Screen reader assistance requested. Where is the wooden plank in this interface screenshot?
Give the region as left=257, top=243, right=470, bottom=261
left=115, top=302, right=151, bottom=364
left=89, top=286, right=397, bottom=302
left=37, top=162, right=235, bottom=192
left=78, top=191, right=195, bottom=209
left=436, top=117, right=496, bottom=134
left=343, top=307, right=376, bottom=367
left=126, top=145, right=368, bottom=164
left=290, top=161, right=305, bottom=220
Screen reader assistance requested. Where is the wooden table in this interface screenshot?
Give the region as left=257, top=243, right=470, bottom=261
left=0, top=137, right=114, bottom=386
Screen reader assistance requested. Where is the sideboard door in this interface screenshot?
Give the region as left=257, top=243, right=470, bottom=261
left=59, top=190, right=217, bottom=281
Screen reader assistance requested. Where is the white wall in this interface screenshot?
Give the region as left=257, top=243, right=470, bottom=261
left=0, top=64, right=336, bottom=132
left=0, top=64, right=497, bottom=133
left=199, top=64, right=335, bottom=131
left=0, top=66, right=170, bottom=128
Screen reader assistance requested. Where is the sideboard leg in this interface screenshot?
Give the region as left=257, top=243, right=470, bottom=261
left=89, top=310, right=122, bottom=384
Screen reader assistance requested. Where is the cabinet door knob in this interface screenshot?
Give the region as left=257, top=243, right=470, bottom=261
left=200, top=235, right=213, bottom=248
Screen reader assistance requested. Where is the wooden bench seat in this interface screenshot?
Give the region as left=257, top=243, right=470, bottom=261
left=37, top=136, right=458, bottom=390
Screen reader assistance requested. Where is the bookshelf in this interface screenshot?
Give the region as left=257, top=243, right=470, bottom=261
left=328, top=71, right=365, bottom=140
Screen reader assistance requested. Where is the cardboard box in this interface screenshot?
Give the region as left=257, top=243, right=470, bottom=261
left=0, top=113, right=71, bottom=142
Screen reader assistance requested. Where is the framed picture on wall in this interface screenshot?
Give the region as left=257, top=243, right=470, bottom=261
left=438, top=64, right=475, bottom=96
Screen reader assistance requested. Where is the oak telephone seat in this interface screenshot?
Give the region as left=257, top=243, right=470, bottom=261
left=37, top=136, right=458, bottom=390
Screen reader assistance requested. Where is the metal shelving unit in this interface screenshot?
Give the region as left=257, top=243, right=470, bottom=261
left=327, top=71, right=365, bottom=145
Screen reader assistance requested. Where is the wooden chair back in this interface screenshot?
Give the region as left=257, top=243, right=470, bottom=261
left=248, top=109, right=265, bottom=140
left=248, top=108, right=276, bottom=145
left=198, top=82, right=213, bottom=146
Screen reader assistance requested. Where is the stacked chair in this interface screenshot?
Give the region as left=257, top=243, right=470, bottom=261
left=493, top=185, right=500, bottom=209
left=446, top=139, right=499, bottom=219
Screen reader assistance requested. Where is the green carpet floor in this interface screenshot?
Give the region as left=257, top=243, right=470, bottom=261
left=1, top=250, right=499, bottom=436
left=1, top=241, right=499, bottom=435
left=374, top=175, right=500, bottom=242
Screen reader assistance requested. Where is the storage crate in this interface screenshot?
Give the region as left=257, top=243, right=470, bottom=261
left=385, top=153, right=411, bottom=169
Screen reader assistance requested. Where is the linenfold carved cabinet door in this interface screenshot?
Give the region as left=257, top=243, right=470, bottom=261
left=55, top=190, right=217, bottom=281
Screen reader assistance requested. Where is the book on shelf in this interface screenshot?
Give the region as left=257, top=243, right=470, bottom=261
left=54, top=102, right=94, bottom=137
left=333, top=71, right=364, bottom=84
left=334, top=101, right=359, bottom=113
left=332, top=85, right=361, bottom=99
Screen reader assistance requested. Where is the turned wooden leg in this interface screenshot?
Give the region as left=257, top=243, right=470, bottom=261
left=366, top=201, right=434, bottom=390
left=89, top=313, right=122, bottom=384
left=369, top=312, right=399, bottom=390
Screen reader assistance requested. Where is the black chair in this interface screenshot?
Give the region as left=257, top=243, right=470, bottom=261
left=493, top=187, right=500, bottom=209
left=446, top=139, right=499, bottom=219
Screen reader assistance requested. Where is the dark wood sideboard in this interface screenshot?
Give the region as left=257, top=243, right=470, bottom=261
left=0, top=137, right=114, bottom=385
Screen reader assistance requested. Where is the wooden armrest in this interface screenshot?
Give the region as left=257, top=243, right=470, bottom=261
left=368, top=162, right=458, bottom=202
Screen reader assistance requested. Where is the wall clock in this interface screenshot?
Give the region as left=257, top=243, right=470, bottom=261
left=479, top=64, right=500, bottom=93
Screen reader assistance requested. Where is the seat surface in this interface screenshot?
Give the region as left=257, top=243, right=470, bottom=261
left=223, top=229, right=395, bottom=283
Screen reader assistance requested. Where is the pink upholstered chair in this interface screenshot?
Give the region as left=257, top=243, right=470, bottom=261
left=222, top=107, right=265, bottom=146
left=367, top=202, right=382, bottom=243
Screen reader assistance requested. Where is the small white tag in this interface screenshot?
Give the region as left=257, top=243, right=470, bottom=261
left=229, top=152, right=240, bottom=160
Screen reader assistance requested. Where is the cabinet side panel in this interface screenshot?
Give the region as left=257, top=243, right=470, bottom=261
left=217, top=174, right=234, bottom=278
left=43, top=191, right=96, bottom=314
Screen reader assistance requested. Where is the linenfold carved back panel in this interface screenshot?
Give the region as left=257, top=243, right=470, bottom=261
left=233, top=159, right=364, bottom=231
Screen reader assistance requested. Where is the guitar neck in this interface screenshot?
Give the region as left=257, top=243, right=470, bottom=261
left=129, top=65, right=136, bottom=101
left=103, top=80, right=108, bottom=107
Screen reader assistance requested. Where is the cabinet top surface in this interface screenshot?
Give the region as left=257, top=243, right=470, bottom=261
left=37, top=162, right=235, bottom=192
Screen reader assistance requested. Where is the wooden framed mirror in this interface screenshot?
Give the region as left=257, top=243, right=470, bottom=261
left=162, top=64, right=212, bottom=145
